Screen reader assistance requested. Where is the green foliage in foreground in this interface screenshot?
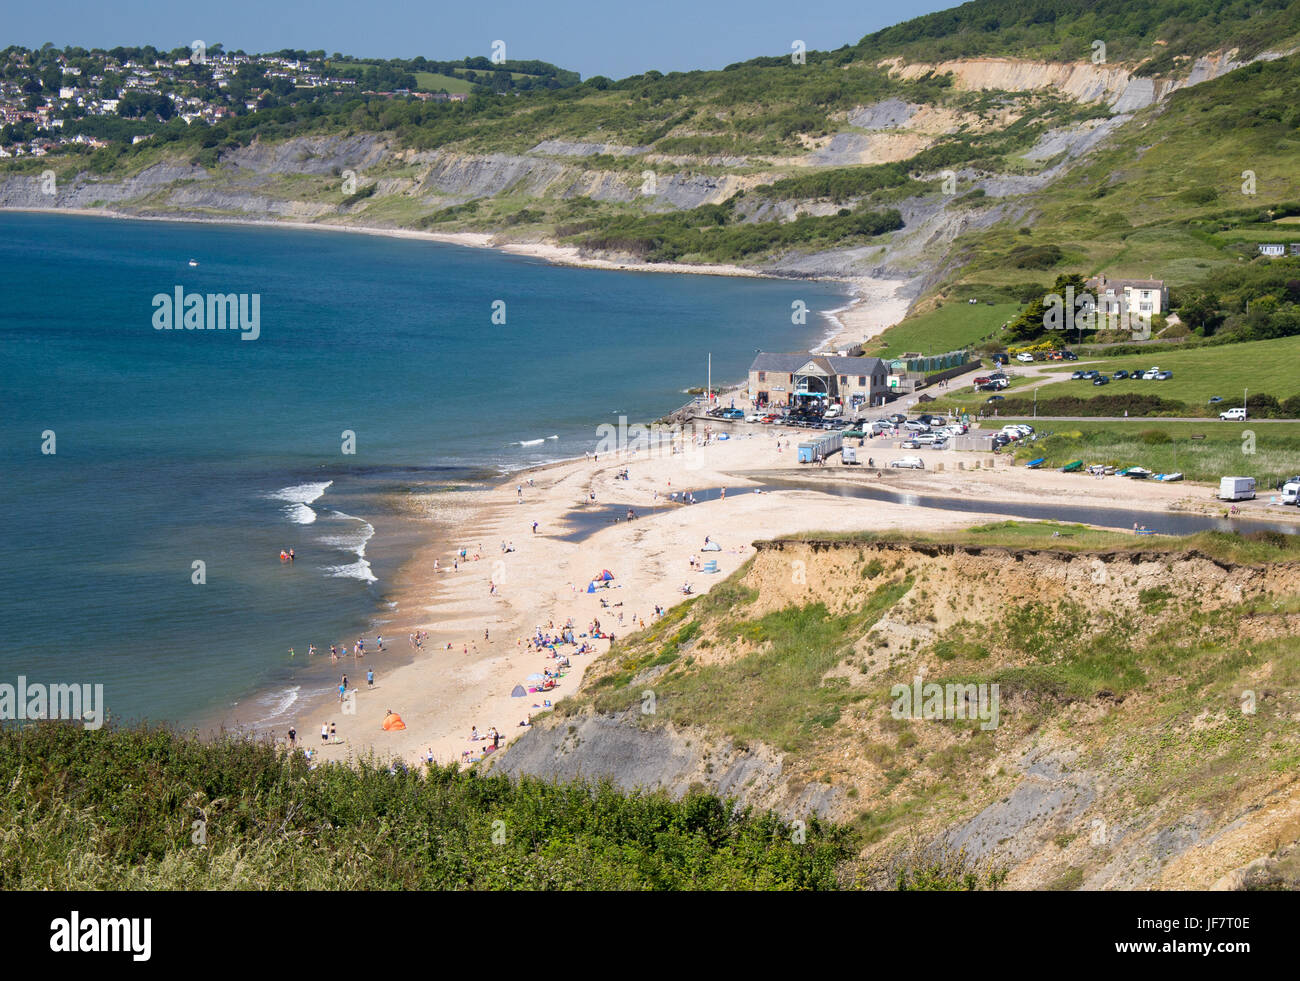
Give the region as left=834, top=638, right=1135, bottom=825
left=0, top=722, right=858, bottom=890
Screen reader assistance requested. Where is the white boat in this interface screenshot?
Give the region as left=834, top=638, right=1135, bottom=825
left=1126, top=467, right=1153, bottom=479
left=188, top=259, right=199, bottom=267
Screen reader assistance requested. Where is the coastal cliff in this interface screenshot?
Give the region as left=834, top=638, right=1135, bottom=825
left=491, top=534, right=1300, bottom=890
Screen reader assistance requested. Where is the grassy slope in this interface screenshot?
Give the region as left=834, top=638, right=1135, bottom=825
left=553, top=523, right=1300, bottom=882
left=1030, top=333, right=1300, bottom=402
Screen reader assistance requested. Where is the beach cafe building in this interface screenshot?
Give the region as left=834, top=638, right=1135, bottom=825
left=748, top=353, right=890, bottom=409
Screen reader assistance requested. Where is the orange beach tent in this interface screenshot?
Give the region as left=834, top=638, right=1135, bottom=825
left=382, top=712, right=406, bottom=731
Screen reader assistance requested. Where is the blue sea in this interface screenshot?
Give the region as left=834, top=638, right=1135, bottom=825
left=0, top=212, right=849, bottom=727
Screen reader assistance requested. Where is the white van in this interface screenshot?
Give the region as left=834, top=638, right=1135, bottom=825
left=1280, top=477, right=1300, bottom=505
left=1219, top=407, right=1248, bottom=421
left=823, top=404, right=843, bottom=419
left=1218, top=476, right=1256, bottom=501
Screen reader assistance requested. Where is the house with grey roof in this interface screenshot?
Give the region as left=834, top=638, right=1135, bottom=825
left=748, top=353, right=890, bottom=408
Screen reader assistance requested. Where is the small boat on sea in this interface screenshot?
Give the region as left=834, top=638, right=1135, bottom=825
left=1026, top=457, right=1046, bottom=469
left=1126, top=467, right=1153, bottom=479
left=1060, top=460, right=1083, bottom=473
left=188, top=259, right=199, bottom=267
left=1153, top=472, right=1183, bottom=482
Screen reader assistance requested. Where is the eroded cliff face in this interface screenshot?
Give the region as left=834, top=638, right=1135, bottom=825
left=5, top=48, right=1280, bottom=248
left=492, top=539, right=1300, bottom=889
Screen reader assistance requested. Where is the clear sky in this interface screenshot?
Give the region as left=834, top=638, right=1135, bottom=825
left=6, top=0, right=955, bottom=79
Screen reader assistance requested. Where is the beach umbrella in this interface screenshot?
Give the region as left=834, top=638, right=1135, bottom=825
left=511, top=684, right=527, bottom=697
left=382, top=712, right=406, bottom=731
left=593, top=569, right=615, bottom=581
left=701, top=541, right=721, bottom=551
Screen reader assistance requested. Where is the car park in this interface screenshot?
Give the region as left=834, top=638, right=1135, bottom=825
left=891, top=456, right=925, bottom=469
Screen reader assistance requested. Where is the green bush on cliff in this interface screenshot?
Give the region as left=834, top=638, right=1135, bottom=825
left=0, top=722, right=857, bottom=890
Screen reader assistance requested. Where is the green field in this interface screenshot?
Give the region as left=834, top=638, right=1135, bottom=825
left=1031, top=334, right=1300, bottom=406
left=413, top=71, right=475, bottom=94
left=997, top=417, right=1300, bottom=486
left=868, top=301, right=1019, bottom=358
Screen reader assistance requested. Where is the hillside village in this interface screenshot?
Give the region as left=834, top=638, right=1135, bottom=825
left=0, top=46, right=485, bottom=158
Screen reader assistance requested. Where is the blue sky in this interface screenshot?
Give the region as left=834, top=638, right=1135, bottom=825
left=7, top=0, right=955, bottom=78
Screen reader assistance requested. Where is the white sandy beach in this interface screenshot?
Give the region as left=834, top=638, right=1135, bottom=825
left=292, top=420, right=1298, bottom=770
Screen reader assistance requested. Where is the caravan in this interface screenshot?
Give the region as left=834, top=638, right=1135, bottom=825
left=1218, top=476, right=1256, bottom=501
left=1281, top=476, right=1300, bottom=506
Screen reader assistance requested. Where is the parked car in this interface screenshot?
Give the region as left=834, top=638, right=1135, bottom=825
left=1061, top=350, right=1078, bottom=361
left=1113, top=369, right=1129, bottom=379
left=912, top=433, right=939, bottom=445
left=1016, top=352, right=1035, bottom=363
left=1071, top=370, right=1087, bottom=380
left=931, top=436, right=949, bottom=449
left=1084, top=369, right=1101, bottom=379
left=1219, top=407, right=1248, bottom=421
left=721, top=408, right=745, bottom=419
left=1209, top=396, right=1224, bottom=404
left=1093, top=376, right=1110, bottom=386
left=745, top=413, right=763, bottom=422
left=903, top=421, right=930, bottom=432
left=887, top=413, right=907, bottom=424
left=900, top=439, right=923, bottom=449
left=891, top=456, right=925, bottom=469
left=1156, top=371, right=1173, bottom=380
left=1142, top=367, right=1161, bottom=380
left=986, top=394, right=1005, bottom=403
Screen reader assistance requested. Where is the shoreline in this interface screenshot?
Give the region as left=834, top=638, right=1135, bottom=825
left=280, top=418, right=1300, bottom=772
left=2, top=205, right=908, bottom=351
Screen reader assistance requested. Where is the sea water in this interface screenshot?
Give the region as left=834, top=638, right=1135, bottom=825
left=0, top=211, right=848, bottom=725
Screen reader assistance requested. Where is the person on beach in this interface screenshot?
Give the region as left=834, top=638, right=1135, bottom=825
left=329, top=722, right=337, bottom=741
left=330, top=645, right=338, bottom=662
left=377, top=635, right=383, bottom=651
left=532, top=521, right=539, bottom=534
left=338, top=681, right=346, bottom=702
left=287, top=726, right=296, bottom=747
left=321, top=723, right=329, bottom=742
left=367, top=668, right=374, bottom=688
